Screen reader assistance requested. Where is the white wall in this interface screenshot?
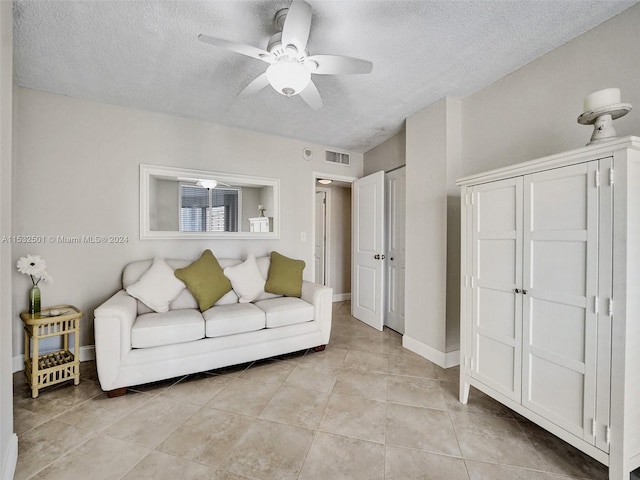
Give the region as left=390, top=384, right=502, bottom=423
left=0, top=1, right=17, bottom=478
left=12, top=87, right=363, bottom=360
left=462, top=2, right=640, bottom=176
left=403, top=97, right=461, bottom=367
left=363, top=130, right=406, bottom=175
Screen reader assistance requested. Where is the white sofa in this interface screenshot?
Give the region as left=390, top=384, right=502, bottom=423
left=94, top=256, right=333, bottom=396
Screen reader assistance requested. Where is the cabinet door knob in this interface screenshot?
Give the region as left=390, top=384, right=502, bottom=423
left=522, top=289, right=528, bottom=295
left=374, top=254, right=380, bottom=260
left=515, top=288, right=521, bottom=294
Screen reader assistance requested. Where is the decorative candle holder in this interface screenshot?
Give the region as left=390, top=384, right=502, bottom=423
left=578, top=104, right=632, bottom=145
left=578, top=88, right=632, bottom=145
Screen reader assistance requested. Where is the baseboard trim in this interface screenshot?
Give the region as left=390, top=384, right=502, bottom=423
left=1, top=433, right=18, bottom=480
left=12, top=355, right=21, bottom=374
left=12, top=345, right=96, bottom=373
left=402, top=335, right=460, bottom=368
left=79, top=345, right=95, bottom=362
left=332, top=293, right=351, bottom=302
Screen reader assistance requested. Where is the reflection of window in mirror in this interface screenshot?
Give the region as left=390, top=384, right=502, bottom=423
left=179, top=184, right=242, bottom=232
left=141, top=164, right=279, bottom=239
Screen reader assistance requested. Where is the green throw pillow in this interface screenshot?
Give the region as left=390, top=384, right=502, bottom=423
left=174, top=250, right=232, bottom=311
left=264, top=251, right=305, bottom=297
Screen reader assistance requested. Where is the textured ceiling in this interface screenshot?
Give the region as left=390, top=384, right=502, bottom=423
left=13, top=0, right=637, bottom=153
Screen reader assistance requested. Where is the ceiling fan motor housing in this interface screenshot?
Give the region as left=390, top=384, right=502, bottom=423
left=274, top=8, right=289, bottom=31
left=267, top=32, right=304, bottom=59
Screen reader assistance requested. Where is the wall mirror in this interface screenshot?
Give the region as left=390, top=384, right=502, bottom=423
left=140, top=164, right=279, bottom=239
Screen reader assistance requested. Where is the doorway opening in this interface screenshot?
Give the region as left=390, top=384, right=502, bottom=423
left=312, top=173, right=355, bottom=302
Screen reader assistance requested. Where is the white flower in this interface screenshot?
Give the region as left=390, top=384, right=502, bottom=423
left=17, top=255, right=46, bottom=276
left=16, top=255, right=53, bottom=285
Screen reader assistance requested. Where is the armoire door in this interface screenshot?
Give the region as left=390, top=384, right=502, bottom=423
left=521, top=161, right=600, bottom=443
left=470, top=177, right=523, bottom=402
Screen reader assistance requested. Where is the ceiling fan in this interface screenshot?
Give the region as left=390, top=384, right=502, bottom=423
left=198, top=0, right=373, bottom=109
left=178, top=177, right=231, bottom=189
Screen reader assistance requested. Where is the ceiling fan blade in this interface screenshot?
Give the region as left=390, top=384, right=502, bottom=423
left=281, top=0, right=312, bottom=53
left=238, top=73, right=270, bottom=98
left=198, top=34, right=274, bottom=63
left=305, top=54, right=373, bottom=75
left=298, top=80, right=323, bottom=110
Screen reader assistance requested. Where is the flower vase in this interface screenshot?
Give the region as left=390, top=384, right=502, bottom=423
left=29, top=284, right=41, bottom=315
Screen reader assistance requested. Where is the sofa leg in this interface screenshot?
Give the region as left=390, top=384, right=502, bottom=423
left=313, top=345, right=326, bottom=352
left=106, top=387, right=127, bottom=398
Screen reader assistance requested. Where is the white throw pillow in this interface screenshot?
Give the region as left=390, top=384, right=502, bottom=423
left=126, top=257, right=186, bottom=313
left=224, top=253, right=266, bottom=303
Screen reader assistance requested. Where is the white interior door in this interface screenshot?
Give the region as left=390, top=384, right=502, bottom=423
left=314, top=190, right=327, bottom=285
left=385, top=167, right=406, bottom=333
left=352, top=171, right=385, bottom=331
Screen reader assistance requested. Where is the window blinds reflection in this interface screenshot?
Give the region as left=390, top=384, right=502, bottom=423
left=179, top=185, right=240, bottom=232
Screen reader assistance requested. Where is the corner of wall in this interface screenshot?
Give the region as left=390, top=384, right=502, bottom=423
left=402, top=334, right=460, bottom=369
left=404, top=97, right=460, bottom=354
left=0, top=434, right=17, bottom=480
left=0, top=1, right=15, bottom=478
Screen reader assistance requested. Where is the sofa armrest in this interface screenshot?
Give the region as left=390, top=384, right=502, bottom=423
left=301, top=280, right=333, bottom=344
left=94, top=289, right=137, bottom=390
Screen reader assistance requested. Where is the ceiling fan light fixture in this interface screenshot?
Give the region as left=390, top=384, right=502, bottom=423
left=197, top=179, right=218, bottom=189
left=266, top=58, right=311, bottom=97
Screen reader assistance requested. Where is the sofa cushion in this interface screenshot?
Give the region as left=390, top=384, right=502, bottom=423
left=203, top=303, right=266, bottom=338
left=125, top=257, right=185, bottom=313
left=254, top=297, right=314, bottom=328
left=264, top=251, right=305, bottom=298
left=174, top=250, right=233, bottom=311
left=169, top=287, right=238, bottom=311
left=131, top=309, right=204, bottom=348
left=223, top=253, right=265, bottom=303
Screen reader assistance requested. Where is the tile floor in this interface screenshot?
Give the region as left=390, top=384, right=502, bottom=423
left=12, top=301, right=617, bottom=480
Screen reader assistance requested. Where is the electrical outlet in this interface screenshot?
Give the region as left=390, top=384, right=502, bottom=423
left=300, top=232, right=307, bottom=242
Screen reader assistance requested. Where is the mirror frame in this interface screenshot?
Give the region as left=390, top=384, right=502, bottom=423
left=140, top=164, right=280, bottom=240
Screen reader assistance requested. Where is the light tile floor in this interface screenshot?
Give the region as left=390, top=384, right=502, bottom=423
left=12, top=301, right=621, bottom=479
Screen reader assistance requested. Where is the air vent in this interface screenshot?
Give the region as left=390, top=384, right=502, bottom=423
left=325, top=149, right=350, bottom=166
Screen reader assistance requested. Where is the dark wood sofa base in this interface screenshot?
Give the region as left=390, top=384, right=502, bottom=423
left=106, top=387, right=127, bottom=398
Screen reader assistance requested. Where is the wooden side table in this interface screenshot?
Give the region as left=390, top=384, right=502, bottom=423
left=20, top=305, right=82, bottom=398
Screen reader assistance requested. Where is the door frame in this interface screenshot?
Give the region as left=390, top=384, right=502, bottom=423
left=315, top=187, right=331, bottom=285
left=310, top=172, right=357, bottom=293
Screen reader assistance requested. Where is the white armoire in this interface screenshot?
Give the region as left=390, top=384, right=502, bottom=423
left=457, top=136, right=640, bottom=480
